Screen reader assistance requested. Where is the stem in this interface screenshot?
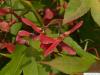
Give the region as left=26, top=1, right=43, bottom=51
left=12, top=11, right=21, bottom=20
left=46, top=19, right=62, bottom=27
left=20, top=0, right=46, bottom=32
left=21, top=0, right=44, bottom=27
left=59, top=21, right=83, bottom=40
left=13, top=9, right=27, bottom=11
left=30, top=5, right=46, bottom=32
left=0, top=53, right=11, bottom=58
left=9, top=0, right=13, bottom=21
left=84, top=41, right=89, bottom=51
left=20, top=10, right=29, bottom=16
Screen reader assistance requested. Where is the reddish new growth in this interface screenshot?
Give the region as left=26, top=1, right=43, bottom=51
left=0, top=42, right=15, bottom=53
left=15, top=14, right=83, bottom=56
left=0, top=7, right=83, bottom=56
left=43, top=8, right=55, bottom=25
left=44, top=8, right=54, bottom=20
left=57, top=1, right=68, bottom=10
left=0, top=8, right=15, bottom=53
left=0, top=8, right=16, bottom=32
left=0, top=8, right=10, bottom=16
left=16, top=30, right=31, bottom=45
left=0, top=0, right=5, bottom=2
left=3, top=43, right=15, bottom=53
left=40, top=21, right=83, bottom=56
left=49, top=72, right=56, bottom=75
left=0, top=19, right=16, bottom=32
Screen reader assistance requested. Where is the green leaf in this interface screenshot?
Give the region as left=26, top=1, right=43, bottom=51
left=22, top=47, right=48, bottom=75
left=29, top=39, right=42, bottom=51
left=23, top=57, right=39, bottom=75
left=38, top=64, right=49, bottom=75
left=42, top=55, right=96, bottom=74
left=45, top=29, right=59, bottom=38
left=23, top=58, right=48, bottom=75
left=10, top=23, right=22, bottom=35
left=32, top=1, right=45, bottom=9
left=12, top=0, right=24, bottom=9
left=91, top=0, right=100, bottom=26
left=20, top=0, right=44, bottom=26
left=58, top=0, right=65, bottom=14
left=25, top=12, right=40, bottom=25
left=0, top=45, right=27, bottom=75
left=0, top=53, right=11, bottom=58
left=63, top=0, right=90, bottom=24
